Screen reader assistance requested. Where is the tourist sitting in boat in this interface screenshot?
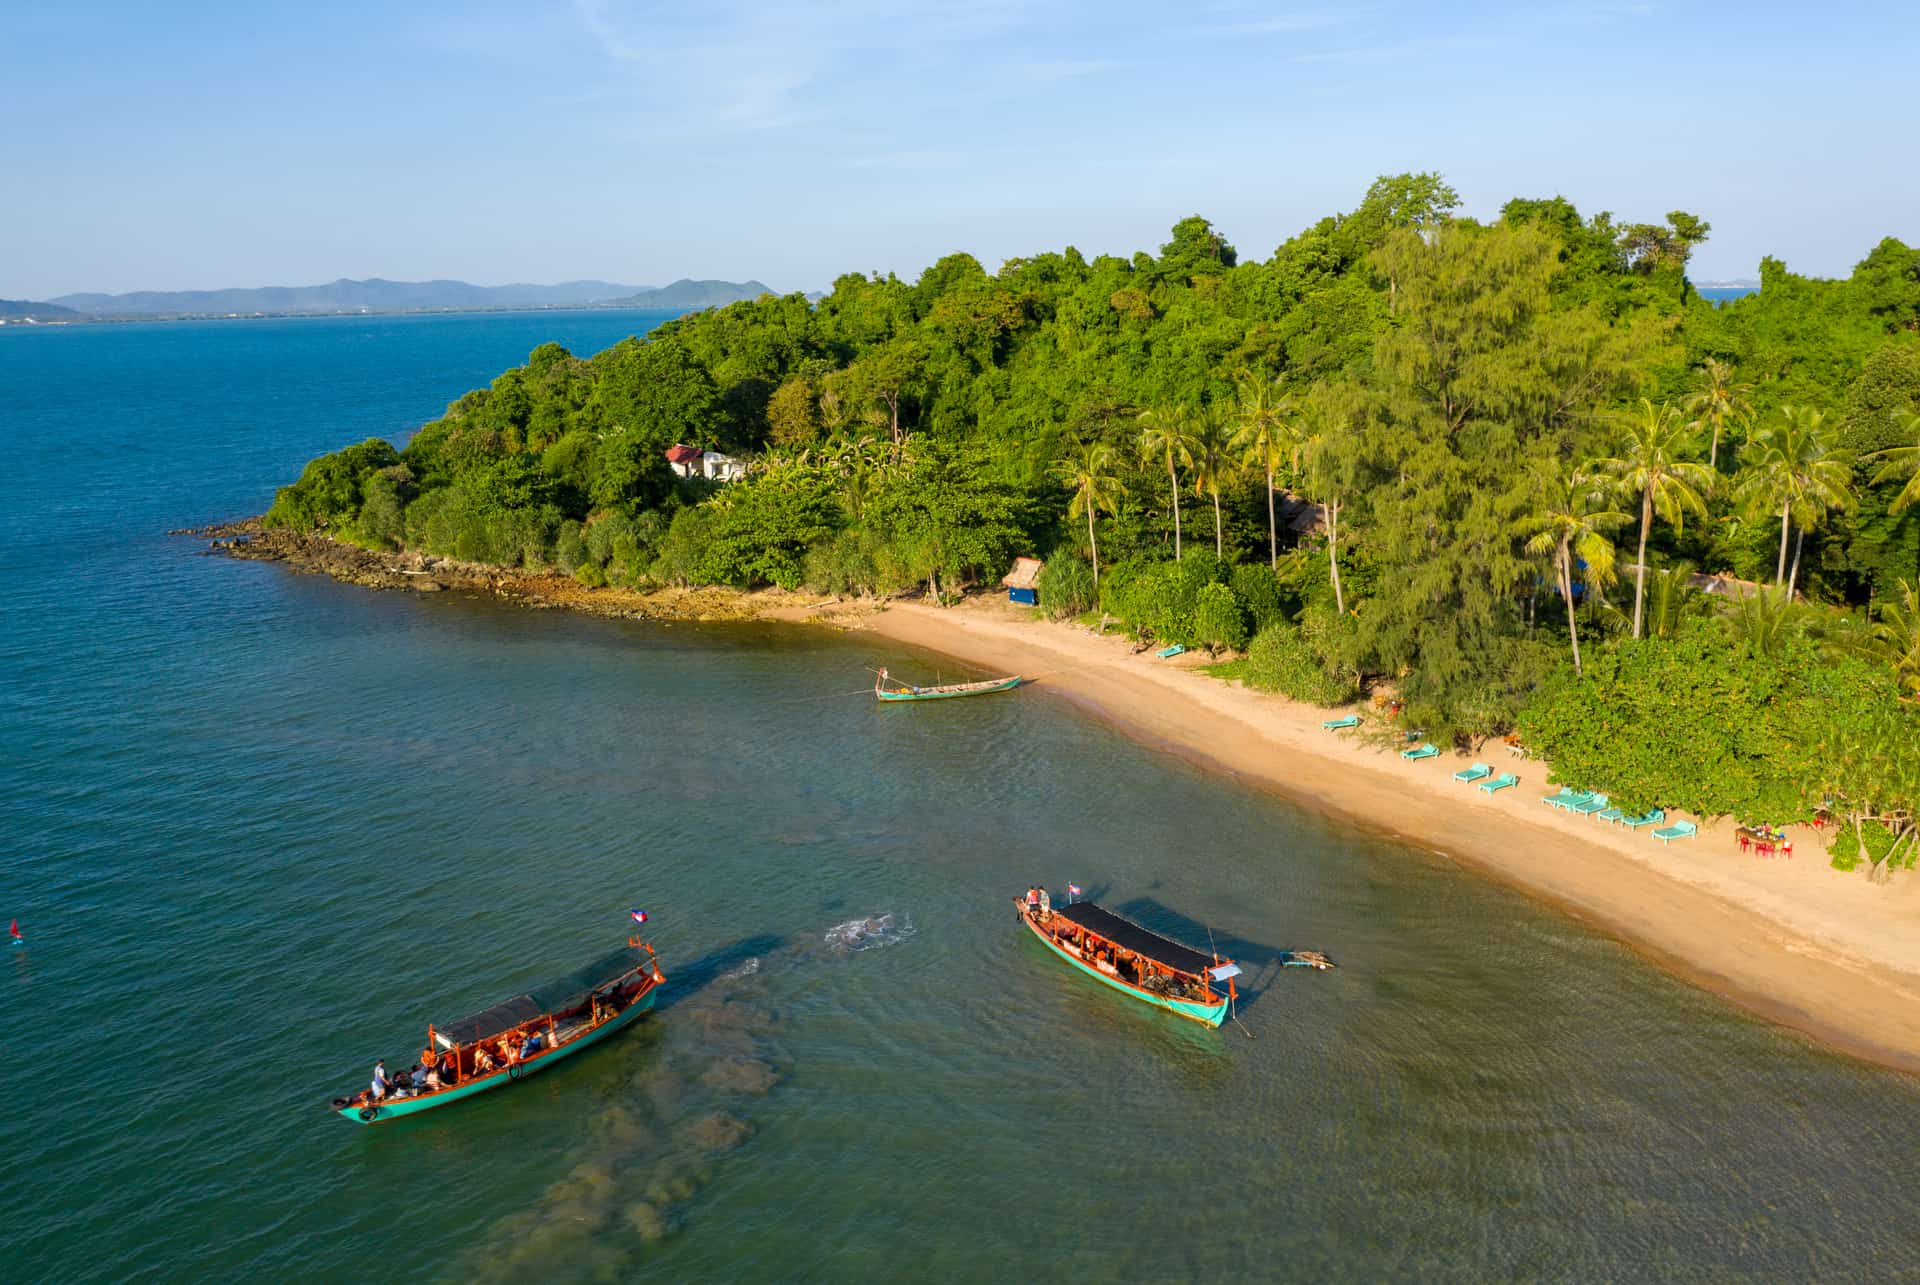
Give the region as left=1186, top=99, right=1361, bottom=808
left=1036, top=886, right=1051, bottom=917
left=423, top=1066, right=442, bottom=1091
left=524, top=1030, right=544, bottom=1056
left=474, top=1046, right=497, bottom=1074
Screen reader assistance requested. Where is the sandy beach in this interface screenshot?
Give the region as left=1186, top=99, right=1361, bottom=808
left=856, top=596, right=1920, bottom=1075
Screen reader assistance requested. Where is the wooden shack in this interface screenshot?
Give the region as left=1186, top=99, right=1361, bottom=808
left=1002, top=556, right=1043, bottom=606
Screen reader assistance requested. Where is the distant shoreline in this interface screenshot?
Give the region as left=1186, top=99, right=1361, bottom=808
left=0, top=302, right=696, bottom=329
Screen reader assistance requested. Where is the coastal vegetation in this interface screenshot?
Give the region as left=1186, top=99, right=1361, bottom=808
left=264, top=175, right=1920, bottom=869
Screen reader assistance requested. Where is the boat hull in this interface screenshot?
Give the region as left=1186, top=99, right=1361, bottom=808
left=876, top=676, right=1022, bottom=702
left=1020, top=912, right=1228, bottom=1027
left=337, top=987, right=657, bottom=1126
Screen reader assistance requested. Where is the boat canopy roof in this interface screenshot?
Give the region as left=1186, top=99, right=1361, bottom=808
left=440, top=946, right=651, bottom=1046
left=1051, top=902, right=1217, bottom=977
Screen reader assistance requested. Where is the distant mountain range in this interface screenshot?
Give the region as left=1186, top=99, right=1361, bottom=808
left=0, top=298, right=83, bottom=321
left=30, top=277, right=775, bottom=320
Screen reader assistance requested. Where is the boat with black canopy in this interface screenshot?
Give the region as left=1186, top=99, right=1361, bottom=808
left=329, top=930, right=664, bottom=1125
left=1014, top=891, right=1238, bottom=1027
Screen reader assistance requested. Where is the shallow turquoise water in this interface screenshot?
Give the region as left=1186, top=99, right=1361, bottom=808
left=3, top=313, right=1917, bottom=1281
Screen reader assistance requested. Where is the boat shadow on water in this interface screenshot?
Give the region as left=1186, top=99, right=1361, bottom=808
left=654, top=934, right=787, bottom=1013
left=1109, top=898, right=1294, bottom=1015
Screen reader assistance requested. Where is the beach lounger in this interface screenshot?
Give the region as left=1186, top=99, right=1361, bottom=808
left=1453, top=763, right=1492, bottom=783
left=1569, top=793, right=1611, bottom=817
left=1156, top=644, right=1186, bottom=658
left=1621, top=808, right=1665, bottom=829
left=1478, top=772, right=1519, bottom=794
left=1400, top=743, right=1438, bottom=761
left=1321, top=715, right=1360, bottom=730
left=1541, top=788, right=1592, bottom=811
left=1595, top=805, right=1626, bottom=824
left=1650, top=820, right=1697, bottom=844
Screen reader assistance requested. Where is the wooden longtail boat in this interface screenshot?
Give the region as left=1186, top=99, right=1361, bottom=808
left=1015, top=897, right=1238, bottom=1028
left=874, top=667, right=1022, bottom=702
left=329, top=938, right=664, bottom=1126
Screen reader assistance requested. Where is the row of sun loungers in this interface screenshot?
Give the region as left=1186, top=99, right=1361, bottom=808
left=1324, top=712, right=1698, bottom=843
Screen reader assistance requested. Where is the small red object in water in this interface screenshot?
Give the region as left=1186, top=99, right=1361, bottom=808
left=8, top=919, right=19, bottom=940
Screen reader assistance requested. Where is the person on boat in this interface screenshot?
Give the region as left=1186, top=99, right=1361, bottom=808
left=474, top=1045, right=498, bottom=1074
left=423, top=1065, right=442, bottom=1091
left=1036, top=886, right=1051, bottom=917
left=1024, top=887, right=1040, bottom=915
left=524, top=1029, right=544, bottom=1057
left=371, top=1059, right=388, bottom=1101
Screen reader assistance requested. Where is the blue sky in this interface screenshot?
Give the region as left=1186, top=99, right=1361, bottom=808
left=3, top=1, right=1913, bottom=297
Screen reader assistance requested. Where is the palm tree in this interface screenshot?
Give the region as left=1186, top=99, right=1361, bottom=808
left=1229, top=371, right=1297, bottom=568
left=1731, top=405, right=1855, bottom=597
left=1872, top=579, right=1920, bottom=698
left=1518, top=460, right=1628, bottom=675
left=1188, top=405, right=1237, bottom=559
left=1594, top=399, right=1715, bottom=639
left=1866, top=409, right=1920, bottom=516
left=1054, top=441, right=1124, bottom=588
left=1294, top=398, right=1356, bottom=614
left=1685, top=357, right=1752, bottom=471
left=1723, top=584, right=1809, bottom=661
left=1136, top=405, right=1197, bottom=561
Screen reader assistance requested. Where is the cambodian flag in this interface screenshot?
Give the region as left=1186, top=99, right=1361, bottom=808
left=1067, top=884, right=1083, bottom=897
left=629, top=909, right=648, bottom=925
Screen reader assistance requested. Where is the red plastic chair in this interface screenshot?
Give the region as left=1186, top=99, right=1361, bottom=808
left=1736, top=833, right=1751, bottom=854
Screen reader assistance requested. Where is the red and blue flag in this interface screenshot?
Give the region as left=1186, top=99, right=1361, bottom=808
left=629, top=909, right=648, bottom=925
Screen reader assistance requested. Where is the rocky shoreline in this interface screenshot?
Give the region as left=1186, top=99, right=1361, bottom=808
left=180, top=519, right=868, bottom=626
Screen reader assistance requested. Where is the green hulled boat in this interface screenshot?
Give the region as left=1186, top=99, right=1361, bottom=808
left=874, top=667, right=1023, bottom=702
left=330, top=938, right=664, bottom=1126
left=1016, top=895, right=1237, bottom=1027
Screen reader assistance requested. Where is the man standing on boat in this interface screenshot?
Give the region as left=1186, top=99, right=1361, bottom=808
left=371, top=1060, right=388, bottom=1101
left=1037, top=885, right=1051, bottom=918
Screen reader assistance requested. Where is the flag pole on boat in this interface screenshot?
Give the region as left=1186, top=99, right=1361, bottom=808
left=1206, top=922, right=1253, bottom=1040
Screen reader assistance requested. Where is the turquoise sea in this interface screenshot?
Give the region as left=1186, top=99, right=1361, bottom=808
left=4, top=312, right=1918, bottom=1281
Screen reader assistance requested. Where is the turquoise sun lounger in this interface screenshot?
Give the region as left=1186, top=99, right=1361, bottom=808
left=1156, top=644, right=1186, bottom=658
left=1453, top=763, right=1492, bottom=783
left=1621, top=808, right=1665, bottom=829
left=1595, top=805, right=1626, bottom=824
left=1478, top=772, right=1518, bottom=794
left=1569, top=793, right=1611, bottom=817
left=1542, top=788, right=1593, bottom=811
left=1650, top=820, right=1697, bottom=844
left=1322, top=715, right=1360, bottom=730
left=1401, top=743, right=1438, bottom=761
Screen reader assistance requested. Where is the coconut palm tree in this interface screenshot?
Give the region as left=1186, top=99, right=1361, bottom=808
left=1723, top=584, right=1810, bottom=661
left=1054, top=440, right=1124, bottom=589
left=1229, top=371, right=1297, bottom=568
left=1731, top=405, right=1855, bottom=597
left=1518, top=459, right=1628, bottom=675
left=1136, top=405, right=1197, bottom=561
left=1866, top=409, right=1920, bottom=516
left=1188, top=405, right=1237, bottom=559
left=1872, top=579, right=1920, bottom=698
left=1685, top=357, right=1752, bottom=471
left=1594, top=399, right=1715, bottom=639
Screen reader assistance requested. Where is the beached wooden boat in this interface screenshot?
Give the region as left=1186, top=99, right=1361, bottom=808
left=874, top=666, right=1022, bottom=702
left=1015, top=896, right=1238, bottom=1027
left=328, top=938, right=664, bottom=1126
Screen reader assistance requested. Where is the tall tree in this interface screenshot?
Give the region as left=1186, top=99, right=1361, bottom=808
left=1188, top=405, right=1237, bottom=559
left=1054, top=441, right=1124, bottom=588
left=1733, top=406, right=1856, bottom=597
left=1595, top=399, right=1714, bottom=639
left=1137, top=405, right=1197, bottom=561
left=1229, top=370, right=1297, bottom=568
left=1685, top=356, right=1752, bottom=470
left=1518, top=460, right=1628, bottom=675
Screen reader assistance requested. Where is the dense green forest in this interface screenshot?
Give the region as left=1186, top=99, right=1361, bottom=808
left=266, top=175, right=1920, bottom=872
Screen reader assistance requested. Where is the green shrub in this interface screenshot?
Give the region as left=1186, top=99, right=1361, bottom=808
left=574, top=560, right=607, bottom=588
left=1037, top=557, right=1095, bottom=620
left=1231, top=562, right=1292, bottom=632
left=1192, top=582, right=1250, bottom=652
left=554, top=520, right=587, bottom=573
left=1100, top=553, right=1230, bottom=643
left=264, top=438, right=401, bottom=530
left=1244, top=622, right=1358, bottom=705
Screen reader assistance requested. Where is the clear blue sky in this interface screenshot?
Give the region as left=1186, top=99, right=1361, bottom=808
left=3, top=1, right=1913, bottom=298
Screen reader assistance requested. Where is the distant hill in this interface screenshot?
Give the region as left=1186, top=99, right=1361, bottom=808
left=602, top=279, right=774, bottom=309
left=46, top=276, right=772, bottom=319
left=0, top=298, right=83, bottom=321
